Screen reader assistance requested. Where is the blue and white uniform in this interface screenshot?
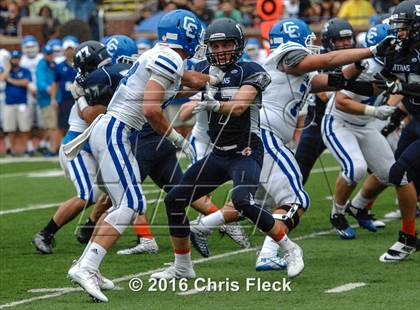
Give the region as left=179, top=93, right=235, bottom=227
left=259, top=41, right=312, bottom=209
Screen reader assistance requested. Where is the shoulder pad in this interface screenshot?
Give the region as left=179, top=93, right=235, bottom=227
left=265, top=42, right=310, bottom=67
left=146, top=47, right=184, bottom=81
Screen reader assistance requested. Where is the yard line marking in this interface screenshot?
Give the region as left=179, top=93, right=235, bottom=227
left=0, top=196, right=163, bottom=216
left=0, top=157, right=59, bottom=164
left=325, top=282, right=367, bottom=293
left=0, top=218, right=391, bottom=308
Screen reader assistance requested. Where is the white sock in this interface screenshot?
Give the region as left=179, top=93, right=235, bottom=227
left=259, top=235, right=280, bottom=257
left=277, top=235, right=295, bottom=252
left=351, top=191, right=371, bottom=209
left=199, top=210, right=225, bottom=233
left=5, top=136, right=11, bottom=150
left=79, top=242, right=107, bottom=270
left=332, top=201, right=346, bottom=216
left=175, top=251, right=192, bottom=268
left=79, top=241, right=92, bottom=261
left=27, top=140, right=34, bottom=152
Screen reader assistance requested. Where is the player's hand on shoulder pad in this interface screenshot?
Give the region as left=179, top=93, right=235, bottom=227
left=370, top=35, right=398, bottom=57
left=365, top=104, right=396, bottom=120
left=209, top=66, right=225, bottom=85
left=69, top=81, right=86, bottom=100
left=193, top=93, right=221, bottom=114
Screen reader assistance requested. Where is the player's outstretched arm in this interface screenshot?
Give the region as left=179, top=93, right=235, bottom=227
left=335, top=91, right=372, bottom=115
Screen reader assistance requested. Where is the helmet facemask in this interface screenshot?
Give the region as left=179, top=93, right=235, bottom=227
left=206, top=38, right=243, bottom=68
left=305, top=33, right=320, bottom=54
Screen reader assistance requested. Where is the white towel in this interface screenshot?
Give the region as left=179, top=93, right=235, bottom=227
left=63, top=114, right=104, bottom=160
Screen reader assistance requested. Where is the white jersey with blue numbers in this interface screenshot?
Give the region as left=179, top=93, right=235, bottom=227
left=68, top=103, right=88, bottom=132
left=260, top=42, right=315, bottom=143
left=107, top=44, right=184, bottom=131
left=327, top=58, right=384, bottom=126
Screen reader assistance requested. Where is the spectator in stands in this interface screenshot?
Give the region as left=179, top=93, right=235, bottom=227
left=0, top=50, right=32, bottom=156
left=49, top=36, right=78, bottom=146
left=312, top=0, right=341, bottom=23
left=337, top=0, right=377, bottom=26
left=36, top=45, right=59, bottom=156
left=17, top=0, right=31, bottom=17
left=215, top=0, right=242, bottom=23
left=191, top=0, right=214, bottom=25
left=30, top=0, right=72, bottom=24
left=0, top=0, right=8, bottom=19
left=0, top=1, right=21, bottom=36
left=66, top=0, right=99, bottom=39
left=39, top=5, right=60, bottom=42
left=284, top=0, right=300, bottom=19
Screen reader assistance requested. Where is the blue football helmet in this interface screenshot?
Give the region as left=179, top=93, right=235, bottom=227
left=365, top=24, right=391, bottom=47
left=105, top=35, right=138, bottom=64
left=135, top=37, right=152, bottom=55
left=157, top=9, right=205, bottom=59
left=269, top=18, right=318, bottom=53
left=21, top=35, right=39, bottom=57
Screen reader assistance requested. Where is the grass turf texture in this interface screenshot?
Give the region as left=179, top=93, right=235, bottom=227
left=0, top=155, right=418, bottom=309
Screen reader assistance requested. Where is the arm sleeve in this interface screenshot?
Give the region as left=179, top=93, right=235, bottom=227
left=242, top=62, right=272, bottom=92
left=279, top=49, right=309, bottom=68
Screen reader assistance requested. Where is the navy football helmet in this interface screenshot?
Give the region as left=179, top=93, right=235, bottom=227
left=321, top=18, right=355, bottom=52
left=204, top=18, right=245, bottom=68
left=73, top=40, right=111, bottom=75
left=389, top=0, right=420, bottom=44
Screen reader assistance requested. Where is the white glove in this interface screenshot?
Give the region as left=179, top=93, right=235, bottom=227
left=69, top=81, right=85, bottom=100
left=166, top=129, right=196, bottom=162
left=208, top=66, right=225, bottom=86
left=364, top=105, right=396, bottom=120
left=192, top=93, right=222, bottom=114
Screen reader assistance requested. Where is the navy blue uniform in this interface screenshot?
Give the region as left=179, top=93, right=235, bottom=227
left=80, top=63, right=183, bottom=191
left=164, top=60, right=275, bottom=238
left=382, top=48, right=420, bottom=190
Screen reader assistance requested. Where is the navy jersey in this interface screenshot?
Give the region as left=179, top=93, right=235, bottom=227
left=78, top=63, right=131, bottom=107
left=194, top=60, right=271, bottom=153
left=383, top=49, right=420, bottom=120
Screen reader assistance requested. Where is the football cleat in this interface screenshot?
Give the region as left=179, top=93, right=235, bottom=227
left=32, top=232, right=55, bottom=254
left=68, top=262, right=108, bottom=302
left=219, top=222, right=251, bottom=249
left=76, top=219, right=96, bottom=244
left=384, top=208, right=401, bottom=219
left=97, top=270, right=115, bottom=290
left=256, top=254, right=287, bottom=271
left=284, top=241, right=304, bottom=278
left=190, top=222, right=211, bottom=257
left=330, top=213, right=356, bottom=239
left=346, top=204, right=377, bottom=232
left=379, top=231, right=417, bottom=263
left=117, top=238, right=159, bottom=255
left=150, top=264, right=196, bottom=280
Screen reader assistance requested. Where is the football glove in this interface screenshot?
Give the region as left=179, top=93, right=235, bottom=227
left=69, top=81, right=86, bottom=100
left=166, top=129, right=196, bottom=162
left=209, top=66, right=225, bottom=86
left=364, top=105, right=396, bottom=120
left=193, top=92, right=222, bottom=114
left=370, top=36, right=398, bottom=57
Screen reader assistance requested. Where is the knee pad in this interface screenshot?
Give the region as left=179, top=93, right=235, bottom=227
left=273, top=204, right=302, bottom=232
left=104, top=206, right=137, bottom=235
left=389, top=162, right=407, bottom=186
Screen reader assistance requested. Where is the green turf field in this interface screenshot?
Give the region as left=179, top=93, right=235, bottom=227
left=0, top=155, right=418, bottom=309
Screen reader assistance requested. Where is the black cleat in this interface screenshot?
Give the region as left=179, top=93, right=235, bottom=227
left=330, top=213, right=356, bottom=239
left=346, top=204, right=377, bottom=232
left=76, top=219, right=96, bottom=244
left=32, top=232, right=55, bottom=254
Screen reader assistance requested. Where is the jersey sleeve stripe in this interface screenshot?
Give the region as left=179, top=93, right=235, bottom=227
left=157, top=55, right=178, bottom=70
left=155, top=61, right=176, bottom=75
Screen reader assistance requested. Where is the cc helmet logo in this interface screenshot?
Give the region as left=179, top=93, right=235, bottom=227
left=183, top=16, right=198, bottom=39
left=415, top=5, right=420, bottom=16
left=283, top=22, right=299, bottom=38
left=106, top=38, right=118, bottom=56
left=366, top=28, right=378, bottom=45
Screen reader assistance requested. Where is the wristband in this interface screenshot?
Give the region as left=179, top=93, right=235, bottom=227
left=364, top=105, right=375, bottom=116
left=77, top=96, right=89, bottom=112
left=166, top=128, right=181, bottom=144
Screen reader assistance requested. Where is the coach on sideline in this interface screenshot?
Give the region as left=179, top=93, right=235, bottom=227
left=0, top=50, right=32, bottom=156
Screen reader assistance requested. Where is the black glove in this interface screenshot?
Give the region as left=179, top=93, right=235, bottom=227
left=370, top=36, right=398, bottom=57
left=380, top=107, right=408, bottom=137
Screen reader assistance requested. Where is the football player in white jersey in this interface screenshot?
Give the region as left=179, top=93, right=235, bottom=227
left=252, top=18, right=399, bottom=275
left=20, top=35, right=44, bottom=154
left=66, top=10, right=220, bottom=302
left=322, top=23, right=399, bottom=240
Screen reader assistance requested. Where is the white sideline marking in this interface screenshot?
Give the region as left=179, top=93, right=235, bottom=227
left=325, top=282, right=367, bottom=293
left=0, top=157, right=59, bottom=164
left=0, top=223, right=374, bottom=308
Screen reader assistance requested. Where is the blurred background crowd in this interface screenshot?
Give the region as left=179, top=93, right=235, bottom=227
left=0, top=0, right=404, bottom=157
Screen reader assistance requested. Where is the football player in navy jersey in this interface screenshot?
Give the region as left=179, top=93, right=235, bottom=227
left=151, top=18, right=288, bottom=280
left=370, top=0, right=420, bottom=261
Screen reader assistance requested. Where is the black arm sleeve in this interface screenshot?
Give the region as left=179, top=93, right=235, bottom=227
left=343, top=80, right=375, bottom=97
left=400, top=82, right=420, bottom=99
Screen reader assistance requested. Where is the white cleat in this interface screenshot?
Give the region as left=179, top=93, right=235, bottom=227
left=384, top=209, right=401, bottom=219
left=150, top=264, right=196, bottom=280
left=68, top=262, right=108, bottom=302
left=256, top=254, right=287, bottom=271
left=379, top=231, right=416, bottom=263
left=372, top=219, right=386, bottom=228
left=117, top=238, right=159, bottom=255
left=284, top=241, right=304, bottom=278
left=97, top=271, right=115, bottom=290
left=220, top=222, right=251, bottom=248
